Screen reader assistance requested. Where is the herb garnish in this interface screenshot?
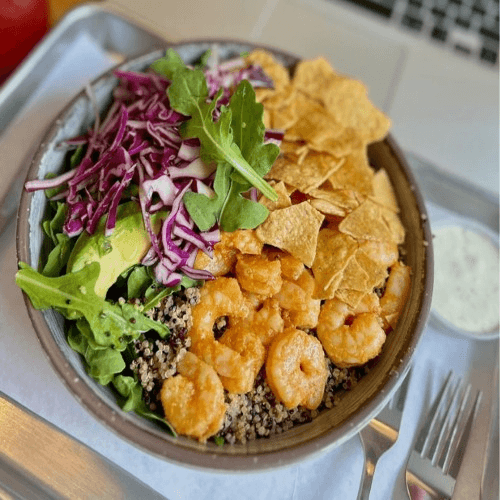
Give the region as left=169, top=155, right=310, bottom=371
left=16, top=262, right=168, bottom=350
left=151, top=49, right=279, bottom=231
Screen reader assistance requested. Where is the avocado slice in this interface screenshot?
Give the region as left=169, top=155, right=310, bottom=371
left=67, top=201, right=167, bottom=297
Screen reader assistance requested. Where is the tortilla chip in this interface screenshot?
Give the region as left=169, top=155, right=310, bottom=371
left=381, top=208, right=406, bottom=244
left=311, top=228, right=358, bottom=295
left=284, top=92, right=357, bottom=157
left=337, top=254, right=370, bottom=292
left=263, top=84, right=297, bottom=110
left=370, top=168, right=399, bottom=212
left=328, top=148, right=374, bottom=196
left=259, top=180, right=292, bottom=211
left=279, top=254, right=305, bottom=281
left=313, top=271, right=344, bottom=300
left=339, top=249, right=388, bottom=292
left=262, top=107, right=272, bottom=129
left=255, top=87, right=274, bottom=104
left=265, top=148, right=342, bottom=194
left=309, top=187, right=360, bottom=215
left=278, top=140, right=304, bottom=156
left=271, top=106, right=298, bottom=130
left=246, top=50, right=290, bottom=91
left=334, top=288, right=367, bottom=310
left=292, top=57, right=340, bottom=99
left=322, top=77, right=391, bottom=144
left=255, top=202, right=324, bottom=267
left=338, top=199, right=395, bottom=242
left=309, top=198, right=347, bottom=217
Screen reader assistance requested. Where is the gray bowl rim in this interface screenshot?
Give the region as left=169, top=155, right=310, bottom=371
left=16, top=38, right=434, bottom=473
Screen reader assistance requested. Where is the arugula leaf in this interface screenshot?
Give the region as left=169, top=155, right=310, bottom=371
left=214, top=436, right=225, bottom=446
left=182, top=80, right=280, bottom=232
left=41, top=232, right=72, bottom=277
left=219, top=181, right=269, bottom=232
left=112, top=375, right=176, bottom=434
left=127, top=265, right=153, bottom=299
left=194, top=49, right=212, bottom=70
left=152, top=49, right=277, bottom=203
left=42, top=202, right=67, bottom=245
left=69, top=144, right=85, bottom=169
left=67, top=322, right=125, bottom=385
left=86, top=347, right=126, bottom=385
left=16, top=262, right=169, bottom=351
left=113, top=375, right=144, bottom=411
left=213, top=80, right=280, bottom=232
left=182, top=162, right=232, bottom=231
left=229, top=80, right=280, bottom=180
left=143, top=274, right=201, bottom=311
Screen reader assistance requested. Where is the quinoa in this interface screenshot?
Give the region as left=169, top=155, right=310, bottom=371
left=215, top=360, right=367, bottom=444
left=130, top=284, right=369, bottom=444
left=130, top=286, right=200, bottom=410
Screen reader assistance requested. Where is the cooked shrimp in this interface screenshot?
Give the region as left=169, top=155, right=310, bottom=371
left=358, top=239, right=399, bottom=268
left=353, top=291, right=381, bottom=315
left=317, top=297, right=386, bottom=368
left=189, top=277, right=253, bottom=391
left=225, top=229, right=263, bottom=255
left=193, top=230, right=264, bottom=276
left=218, top=324, right=266, bottom=393
left=264, top=248, right=305, bottom=280
left=380, top=261, right=411, bottom=329
left=287, top=269, right=321, bottom=329
left=235, top=254, right=282, bottom=297
left=274, top=269, right=321, bottom=328
left=246, top=297, right=284, bottom=346
left=189, top=277, right=249, bottom=344
left=274, top=279, right=307, bottom=312
left=266, top=328, right=328, bottom=409
left=160, top=352, right=226, bottom=442
left=193, top=242, right=237, bottom=276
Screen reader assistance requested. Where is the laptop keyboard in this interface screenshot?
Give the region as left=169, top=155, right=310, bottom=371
left=326, top=0, right=499, bottom=65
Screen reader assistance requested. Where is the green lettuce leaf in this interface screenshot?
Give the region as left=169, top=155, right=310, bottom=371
left=16, top=262, right=169, bottom=351
left=67, top=322, right=125, bottom=385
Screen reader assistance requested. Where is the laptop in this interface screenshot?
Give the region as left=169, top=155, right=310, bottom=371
left=110, top=0, right=498, bottom=194
left=255, top=0, right=499, bottom=195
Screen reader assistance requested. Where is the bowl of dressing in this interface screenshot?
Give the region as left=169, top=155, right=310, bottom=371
left=430, top=217, right=499, bottom=340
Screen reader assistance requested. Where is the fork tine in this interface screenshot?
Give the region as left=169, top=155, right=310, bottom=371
left=439, top=383, right=472, bottom=471
left=430, top=379, right=467, bottom=465
left=446, top=388, right=483, bottom=477
left=415, top=371, right=454, bottom=455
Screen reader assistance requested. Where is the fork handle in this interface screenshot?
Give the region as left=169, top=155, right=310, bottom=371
left=357, top=457, right=376, bottom=500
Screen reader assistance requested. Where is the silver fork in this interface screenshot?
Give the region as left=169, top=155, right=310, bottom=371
left=357, top=368, right=413, bottom=500
left=405, top=372, right=482, bottom=499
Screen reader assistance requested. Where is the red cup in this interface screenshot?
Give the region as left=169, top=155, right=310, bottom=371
left=0, top=0, right=50, bottom=83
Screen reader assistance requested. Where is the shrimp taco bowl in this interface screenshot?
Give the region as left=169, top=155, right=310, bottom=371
left=16, top=40, right=433, bottom=471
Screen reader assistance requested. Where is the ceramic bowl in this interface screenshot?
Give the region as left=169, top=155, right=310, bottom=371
left=16, top=40, right=433, bottom=471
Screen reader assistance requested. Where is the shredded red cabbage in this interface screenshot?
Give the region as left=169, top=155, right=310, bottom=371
left=25, top=56, right=282, bottom=287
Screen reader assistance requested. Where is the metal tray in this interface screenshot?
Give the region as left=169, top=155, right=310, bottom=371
left=0, top=3, right=497, bottom=498
left=0, top=2, right=170, bottom=234
left=0, top=3, right=168, bottom=138
left=406, top=152, right=499, bottom=500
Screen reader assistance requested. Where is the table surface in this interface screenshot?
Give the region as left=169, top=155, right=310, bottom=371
left=1, top=5, right=498, bottom=500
